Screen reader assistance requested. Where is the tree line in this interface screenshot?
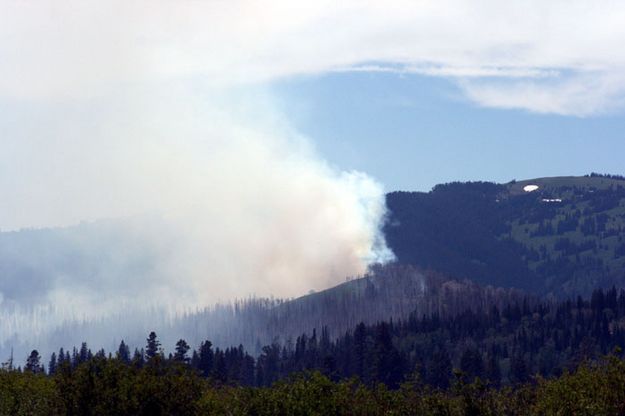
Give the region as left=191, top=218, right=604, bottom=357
left=3, top=348, right=625, bottom=415
left=7, top=286, right=625, bottom=393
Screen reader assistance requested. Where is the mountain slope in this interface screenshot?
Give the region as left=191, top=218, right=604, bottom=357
left=385, top=174, right=625, bottom=297
left=4, top=264, right=526, bottom=360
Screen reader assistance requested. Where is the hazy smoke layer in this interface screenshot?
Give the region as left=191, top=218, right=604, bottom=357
left=0, top=4, right=395, bottom=353
left=0, top=88, right=393, bottom=349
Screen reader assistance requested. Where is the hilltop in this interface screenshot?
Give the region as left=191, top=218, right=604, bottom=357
left=385, top=174, right=625, bottom=297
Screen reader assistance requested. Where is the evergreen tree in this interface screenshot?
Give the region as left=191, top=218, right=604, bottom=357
left=79, top=342, right=89, bottom=363
left=460, top=347, right=484, bottom=382
left=117, top=340, right=131, bottom=363
left=371, top=322, right=404, bottom=388
left=174, top=339, right=190, bottom=363
left=25, top=350, right=42, bottom=373
left=48, top=352, right=57, bottom=375
left=71, top=347, right=78, bottom=367
left=198, top=340, right=214, bottom=377
left=352, top=322, right=368, bottom=380
left=485, top=352, right=501, bottom=387
left=212, top=349, right=227, bottom=382
left=145, top=331, right=161, bottom=359
left=256, top=344, right=281, bottom=386
left=57, top=348, right=65, bottom=368
left=427, top=347, right=452, bottom=389
left=132, top=348, right=145, bottom=368
left=322, top=354, right=337, bottom=379
left=510, top=352, right=529, bottom=384
left=190, top=350, right=200, bottom=369
left=241, top=353, right=256, bottom=386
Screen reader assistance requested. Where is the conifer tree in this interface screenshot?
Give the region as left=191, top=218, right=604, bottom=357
left=48, top=352, right=57, bottom=375
left=25, top=350, right=42, bottom=373
left=117, top=340, right=131, bottom=363
left=198, top=340, right=214, bottom=377
left=174, top=339, right=190, bottom=363
left=145, top=331, right=161, bottom=359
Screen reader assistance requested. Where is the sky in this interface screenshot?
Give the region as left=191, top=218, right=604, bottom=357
left=2, top=0, right=625, bottom=350
left=271, top=71, right=625, bottom=192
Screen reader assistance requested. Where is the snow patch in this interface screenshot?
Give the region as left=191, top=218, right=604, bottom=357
left=523, top=184, right=539, bottom=192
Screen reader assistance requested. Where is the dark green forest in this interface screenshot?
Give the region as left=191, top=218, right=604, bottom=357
left=5, top=354, right=625, bottom=415
left=385, top=175, right=625, bottom=297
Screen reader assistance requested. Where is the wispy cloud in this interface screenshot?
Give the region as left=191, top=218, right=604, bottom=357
left=336, top=64, right=559, bottom=79
left=460, top=71, right=625, bottom=116
left=3, top=1, right=624, bottom=115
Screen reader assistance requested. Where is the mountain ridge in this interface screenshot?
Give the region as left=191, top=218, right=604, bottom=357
left=385, top=174, right=625, bottom=298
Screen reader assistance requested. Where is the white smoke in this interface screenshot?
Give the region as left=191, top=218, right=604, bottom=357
left=0, top=3, right=394, bottom=351
left=0, top=87, right=394, bottom=348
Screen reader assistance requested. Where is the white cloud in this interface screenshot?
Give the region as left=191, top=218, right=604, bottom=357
left=460, top=71, right=625, bottom=116
left=3, top=1, right=625, bottom=114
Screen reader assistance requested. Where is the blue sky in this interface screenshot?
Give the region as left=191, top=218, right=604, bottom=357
left=273, top=71, right=625, bottom=192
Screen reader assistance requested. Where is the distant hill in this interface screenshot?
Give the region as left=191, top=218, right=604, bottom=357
left=0, top=215, right=170, bottom=306
left=171, top=264, right=526, bottom=351
left=26, top=264, right=525, bottom=359
left=384, top=174, right=625, bottom=297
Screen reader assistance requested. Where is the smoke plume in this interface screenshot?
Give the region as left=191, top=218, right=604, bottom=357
left=0, top=2, right=394, bottom=352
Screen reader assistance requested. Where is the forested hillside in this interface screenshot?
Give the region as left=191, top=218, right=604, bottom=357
left=159, top=286, right=625, bottom=388
left=5, top=287, right=625, bottom=414
left=385, top=174, right=625, bottom=297
left=28, top=265, right=525, bottom=360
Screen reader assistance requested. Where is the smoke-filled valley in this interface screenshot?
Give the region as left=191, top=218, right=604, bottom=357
left=1, top=261, right=525, bottom=360
left=0, top=139, right=394, bottom=360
